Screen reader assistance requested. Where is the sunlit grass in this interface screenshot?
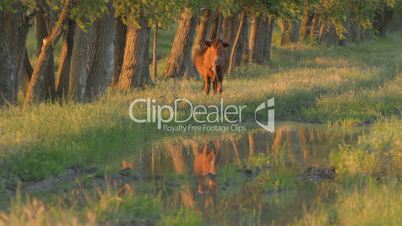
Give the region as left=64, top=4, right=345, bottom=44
left=294, top=181, right=402, bottom=226
left=330, top=117, right=402, bottom=178
left=0, top=182, right=164, bottom=226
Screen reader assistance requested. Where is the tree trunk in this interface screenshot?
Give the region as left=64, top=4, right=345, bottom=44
left=24, top=0, right=71, bottom=108
left=0, top=4, right=29, bottom=107
left=317, top=21, right=327, bottom=44
left=87, top=8, right=116, bottom=100
left=35, top=12, right=56, bottom=100
left=165, top=8, right=197, bottom=79
left=291, top=20, right=301, bottom=43
left=374, top=6, right=394, bottom=37
left=322, top=25, right=339, bottom=45
left=280, top=19, right=299, bottom=46
left=235, top=14, right=248, bottom=66
left=24, top=50, right=33, bottom=81
left=220, top=15, right=236, bottom=44
left=112, top=18, right=127, bottom=85
left=117, top=18, right=151, bottom=90
left=228, top=10, right=245, bottom=76
left=183, top=45, right=198, bottom=80
left=68, top=26, right=95, bottom=102
left=249, top=15, right=259, bottom=64
left=19, top=50, right=33, bottom=97
left=192, top=9, right=211, bottom=54
left=263, top=17, right=275, bottom=64
left=186, top=9, right=214, bottom=80
left=188, top=9, right=212, bottom=79
left=385, top=8, right=400, bottom=34
left=208, top=10, right=222, bottom=40
left=152, top=25, right=158, bottom=79
left=55, top=20, right=75, bottom=99
left=299, top=7, right=311, bottom=44
left=309, top=15, right=319, bottom=44
left=249, top=15, right=266, bottom=64
left=346, top=21, right=362, bottom=43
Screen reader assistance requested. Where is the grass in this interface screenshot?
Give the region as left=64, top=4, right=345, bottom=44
left=2, top=31, right=402, bottom=182
left=0, top=182, right=166, bottom=226
left=294, top=181, right=402, bottom=226
left=330, top=117, right=402, bottom=179
left=290, top=117, right=402, bottom=226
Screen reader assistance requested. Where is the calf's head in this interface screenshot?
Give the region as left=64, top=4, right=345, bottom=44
left=205, top=39, right=229, bottom=77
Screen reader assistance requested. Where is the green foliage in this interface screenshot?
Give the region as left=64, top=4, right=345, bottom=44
left=0, top=0, right=35, bottom=13
left=305, top=0, right=402, bottom=39
left=1, top=0, right=108, bottom=30
left=70, top=0, right=108, bottom=30
left=0, top=0, right=15, bottom=11
left=114, top=0, right=184, bottom=28
left=240, top=0, right=304, bottom=19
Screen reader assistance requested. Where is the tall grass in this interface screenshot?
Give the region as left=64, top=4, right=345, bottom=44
left=330, top=117, right=402, bottom=178
left=294, top=181, right=402, bottom=226
left=0, top=182, right=165, bottom=226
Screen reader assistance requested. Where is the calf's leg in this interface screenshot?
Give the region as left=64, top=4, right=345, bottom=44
left=213, top=80, right=218, bottom=94
left=204, top=77, right=211, bottom=95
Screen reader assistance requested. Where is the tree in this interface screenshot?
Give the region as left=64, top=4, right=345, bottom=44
left=220, top=14, right=237, bottom=44
left=55, top=19, right=75, bottom=98
left=294, top=0, right=402, bottom=45
left=24, top=0, right=72, bottom=108
left=247, top=0, right=281, bottom=64
left=87, top=3, right=116, bottom=100
left=228, top=10, right=245, bottom=76
left=249, top=14, right=264, bottom=64
left=116, top=18, right=151, bottom=89
left=35, top=10, right=56, bottom=100
left=0, top=2, right=30, bottom=107
left=208, top=9, right=223, bottom=40
left=193, top=8, right=212, bottom=53
left=67, top=25, right=95, bottom=102
left=186, top=8, right=212, bottom=79
left=236, top=14, right=249, bottom=66
left=22, top=0, right=108, bottom=105
left=263, top=16, right=275, bottom=63
left=165, top=8, right=197, bottom=79
left=112, top=18, right=127, bottom=85
left=115, top=0, right=180, bottom=87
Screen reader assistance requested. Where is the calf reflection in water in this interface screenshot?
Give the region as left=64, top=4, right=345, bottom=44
left=193, top=142, right=219, bottom=195
left=167, top=141, right=220, bottom=209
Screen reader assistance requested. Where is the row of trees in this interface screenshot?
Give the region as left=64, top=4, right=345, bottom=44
left=1, top=0, right=401, bottom=108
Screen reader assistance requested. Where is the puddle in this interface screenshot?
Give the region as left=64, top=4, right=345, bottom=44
left=0, top=122, right=364, bottom=224
left=110, top=122, right=362, bottom=225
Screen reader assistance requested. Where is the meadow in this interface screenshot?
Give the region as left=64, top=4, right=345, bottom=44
left=0, top=28, right=401, bottom=225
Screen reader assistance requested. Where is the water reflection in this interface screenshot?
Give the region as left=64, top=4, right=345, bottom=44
left=131, top=122, right=362, bottom=225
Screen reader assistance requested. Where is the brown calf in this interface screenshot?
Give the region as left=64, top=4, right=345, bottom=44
left=193, top=39, right=230, bottom=94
